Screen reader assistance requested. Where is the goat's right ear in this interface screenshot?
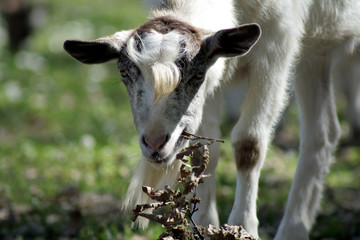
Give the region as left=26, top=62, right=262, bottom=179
left=64, top=30, right=133, bottom=64
left=203, top=24, right=261, bottom=61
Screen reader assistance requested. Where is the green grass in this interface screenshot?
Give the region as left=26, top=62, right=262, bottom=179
left=1, top=1, right=359, bottom=239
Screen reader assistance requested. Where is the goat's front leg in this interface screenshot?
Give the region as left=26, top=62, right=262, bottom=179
left=227, top=68, right=288, bottom=238
left=192, top=90, right=223, bottom=227
left=227, top=25, right=301, bottom=238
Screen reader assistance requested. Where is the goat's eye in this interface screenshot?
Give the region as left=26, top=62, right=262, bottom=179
left=120, top=70, right=129, bottom=78
left=194, top=71, right=205, bottom=80
left=188, top=70, right=206, bottom=85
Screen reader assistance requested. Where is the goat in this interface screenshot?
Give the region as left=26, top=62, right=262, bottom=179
left=63, top=0, right=360, bottom=239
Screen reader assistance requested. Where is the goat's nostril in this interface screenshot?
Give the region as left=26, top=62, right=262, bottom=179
left=143, top=134, right=169, bottom=152
left=142, top=135, right=148, bottom=147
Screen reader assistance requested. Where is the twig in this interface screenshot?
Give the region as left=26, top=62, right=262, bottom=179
left=180, top=131, right=225, bottom=143
left=189, top=189, right=204, bottom=240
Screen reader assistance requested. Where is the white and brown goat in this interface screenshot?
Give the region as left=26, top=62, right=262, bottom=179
left=64, top=0, right=360, bottom=239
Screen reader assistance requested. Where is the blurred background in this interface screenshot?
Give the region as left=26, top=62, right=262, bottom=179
left=0, top=0, right=359, bottom=239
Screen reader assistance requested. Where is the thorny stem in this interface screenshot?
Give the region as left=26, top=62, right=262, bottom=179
left=189, top=188, right=204, bottom=240
left=180, top=131, right=225, bottom=144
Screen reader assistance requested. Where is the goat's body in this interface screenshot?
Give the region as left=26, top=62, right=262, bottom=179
left=64, top=0, right=360, bottom=239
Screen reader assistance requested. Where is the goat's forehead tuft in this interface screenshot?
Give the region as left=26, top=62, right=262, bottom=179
left=136, top=16, right=202, bottom=56
left=122, top=16, right=204, bottom=100
left=142, top=30, right=183, bottom=58
left=125, top=16, right=204, bottom=65
left=137, top=16, right=202, bottom=41
left=126, top=29, right=185, bottom=68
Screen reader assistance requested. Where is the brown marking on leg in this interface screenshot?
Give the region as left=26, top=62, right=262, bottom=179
left=233, top=137, right=260, bottom=171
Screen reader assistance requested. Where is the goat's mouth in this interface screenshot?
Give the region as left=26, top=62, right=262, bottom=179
left=148, top=152, right=170, bottom=164
left=145, top=130, right=225, bottom=165
left=146, top=129, right=190, bottom=165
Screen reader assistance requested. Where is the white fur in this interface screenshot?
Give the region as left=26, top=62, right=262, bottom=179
left=148, top=0, right=236, bottom=31
left=122, top=158, right=182, bottom=228
left=127, top=30, right=183, bottom=99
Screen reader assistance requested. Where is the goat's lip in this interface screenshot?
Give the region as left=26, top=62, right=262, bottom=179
left=146, top=129, right=189, bottom=165
left=174, top=129, right=191, bottom=153
left=148, top=152, right=170, bottom=164
left=147, top=157, right=170, bottom=165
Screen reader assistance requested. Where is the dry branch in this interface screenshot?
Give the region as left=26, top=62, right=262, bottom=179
left=131, top=132, right=255, bottom=240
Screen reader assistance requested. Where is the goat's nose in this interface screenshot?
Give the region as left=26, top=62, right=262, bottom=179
left=142, top=134, right=169, bottom=152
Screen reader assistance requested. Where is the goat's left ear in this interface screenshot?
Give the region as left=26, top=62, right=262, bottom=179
left=64, top=30, right=133, bottom=64
left=203, top=23, right=261, bottom=60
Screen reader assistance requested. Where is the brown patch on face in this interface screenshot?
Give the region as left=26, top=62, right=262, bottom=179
left=233, top=137, right=260, bottom=171
left=135, top=16, right=203, bottom=52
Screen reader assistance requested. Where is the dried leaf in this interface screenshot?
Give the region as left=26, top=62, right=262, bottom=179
left=206, top=224, right=255, bottom=240
left=179, top=164, right=191, bottom=184
left=139, top=207, right=187, bottom=227
left=176, top=142, right=203, bottom=159
left=174, top=197, right=189, bottom=209
left=183, top=173, right=210, bottom=195
left=192, top=145, right=209, bottom=177
left=207, top=224, right=218, bottom=235
left=142, top=186, right=181, bottom=202
left=132, top=202, right=174, bottom=221
left=159, top=225, right=193, bottom=240
left=190, top=197, right=201, bottom=205
left=138, top=212, right=169, bottom=226
left=159, top=235, right=175, bottom=240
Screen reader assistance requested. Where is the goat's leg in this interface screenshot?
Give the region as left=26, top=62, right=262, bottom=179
left=192, top=90, right=223, bottom=227
left=333, top=53, right=360, bottom=141
left=327, top=39, right=360, bottom=144
left=344, top=66, right=360, bottom=141
left=227, top=15, right=303, bottom=237
left=275, top=48, right=341, bottom=240
left=227, top=72, right=287, bottom=238
left=228, top=50, right=295, bottom=237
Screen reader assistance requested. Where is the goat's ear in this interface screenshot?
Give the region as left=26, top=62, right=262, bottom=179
left=64, top=30, right=133, bottom=64
left=203, top=24, right=261, bottom=60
